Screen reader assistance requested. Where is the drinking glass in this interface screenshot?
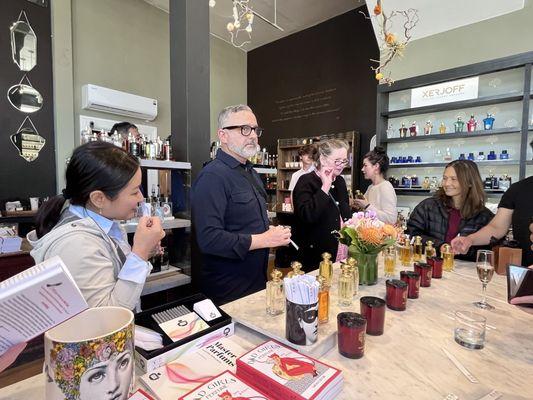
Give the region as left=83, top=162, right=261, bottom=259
left=474, top=250, right=495, bottom=310
left=454, top=310, right=486, bottom=349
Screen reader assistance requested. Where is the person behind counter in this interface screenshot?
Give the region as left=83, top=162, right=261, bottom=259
left=407, top=159, right=493, bottom=260
left=28, top=142, right=164, bottom=309
left=292, top=139, right=352, bottom=271
left=352, top=146, right=397, bottom=224
left=192, top=105, right=291, bottom=305
left=288, top=144, right=317, bottom=191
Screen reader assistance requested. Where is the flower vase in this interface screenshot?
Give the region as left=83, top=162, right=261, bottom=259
left=349, top=248, right=378, bottom=285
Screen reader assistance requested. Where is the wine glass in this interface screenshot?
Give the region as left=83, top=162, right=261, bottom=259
left=474, top=250, right=495, bottom=310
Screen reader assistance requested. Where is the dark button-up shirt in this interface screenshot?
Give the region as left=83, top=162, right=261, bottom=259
left=192, top=149, right=269, bottom=304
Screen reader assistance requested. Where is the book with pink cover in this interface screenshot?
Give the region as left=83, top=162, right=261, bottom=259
left=236, top=340, right=342, bottom=400
left=178, top=370, right=270, bottom=400
left=140, top=337, right=247, bottom=400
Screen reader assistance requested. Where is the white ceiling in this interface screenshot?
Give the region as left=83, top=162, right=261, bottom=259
left=143, top=0, right=526, bottom=51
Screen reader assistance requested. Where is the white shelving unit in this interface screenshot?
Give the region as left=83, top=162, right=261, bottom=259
left=139, top=159, right=191, bottom=170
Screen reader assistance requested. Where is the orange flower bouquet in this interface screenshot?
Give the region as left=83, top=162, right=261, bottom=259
left=337, top=210, right=398, bottom=285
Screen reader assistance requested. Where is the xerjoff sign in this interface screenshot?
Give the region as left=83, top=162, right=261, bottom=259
left=410, top=76, right=479, bottom=108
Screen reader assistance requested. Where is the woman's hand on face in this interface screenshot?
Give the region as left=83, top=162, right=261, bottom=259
left=132, top=216, right=166, bottom=261
left=318, top=168, right=334, bottom=193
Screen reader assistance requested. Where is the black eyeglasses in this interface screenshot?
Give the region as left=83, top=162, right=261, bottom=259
left=223, top=125, right=264, bottom=137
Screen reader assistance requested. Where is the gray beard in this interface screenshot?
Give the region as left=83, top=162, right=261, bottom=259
left=228, top=142, right=258, bottom=159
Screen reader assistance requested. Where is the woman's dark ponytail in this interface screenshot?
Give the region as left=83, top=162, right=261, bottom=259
left=35, top=195, right=67, bottom=238
left=364, top=146, right=390, bottom=176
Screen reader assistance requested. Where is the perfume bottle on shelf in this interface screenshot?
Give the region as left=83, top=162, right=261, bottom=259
left=439, top=122, right=447, bottom=134
left=484, top=176, right=494, bottom=190
left=477, top=152, right=485, bottom=161
left=411, top=175, right=419, bottom=187
left=443, top=147, right=453, bottom=161
left=424, top=121, right=433, bottom=135
left=483, top=113, right=495, bottom=130
left=422, top=176, right=431, bottom=190
left=319, top=252, right=333, bottom=285
left=412, top=236, right=423, bottom=262
left=338, top=263, right=354, bottom=307
left=430, top=176, right=439, bottom=191
left=266, top=269, right=284, bottom=316
left=499, top=150, right=510, bottom=160
left=317, top=275, right=330, bottom=324
left=458, top=153, right=466, bottom=160
left=467, top=152, right=475, bottom=161
left=287, top=261, right=304, bottom=278
left=499, top=174, right=512, bottom=191
left=491, top=175, right=499, bottom=190
left=399, top=123, right=408, bottom=138
left=466, top=115, right=477, bottom=132
left=487, top=150, right=497, bottom=160
left=386, top=124, right=394, bottom=138
left=409, top=122, right=419, bottom=137
left=346, top=257, right=359, bottom=295
left=434, top=148, right=443, bottom=161
left=425, top=240, right=436, bottom=259
left=454, top=116, right=465, bottom=133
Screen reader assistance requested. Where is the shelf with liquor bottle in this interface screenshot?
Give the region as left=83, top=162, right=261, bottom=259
left=275, top=132, right=360, bottom=212
left=376, top=52, right=533, bottom=207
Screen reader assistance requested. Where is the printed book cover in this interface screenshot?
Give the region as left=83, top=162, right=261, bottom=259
left=140, top=337, right=247, bottom=400
left=236, top=340, right=342, bottom=400
left=179, top=370, right=270, bottom=400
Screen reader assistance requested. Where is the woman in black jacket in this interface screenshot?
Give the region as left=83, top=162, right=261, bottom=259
left=407, top=159, right=493, bottom=261
left=292, top=139, right=352, bottom=271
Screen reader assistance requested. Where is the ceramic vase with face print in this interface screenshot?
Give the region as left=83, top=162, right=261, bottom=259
left=44, top=307, right=135, bottom=400
left=285, top=300, right=318, bottom=346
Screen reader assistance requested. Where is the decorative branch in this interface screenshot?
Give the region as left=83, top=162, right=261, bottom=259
left=361, top=0, right=419, bottom=85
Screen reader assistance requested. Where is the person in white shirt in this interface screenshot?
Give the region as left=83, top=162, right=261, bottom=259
left=289, top=144, right=317, bottom=192
left=352, top=146, right=398, bottom=224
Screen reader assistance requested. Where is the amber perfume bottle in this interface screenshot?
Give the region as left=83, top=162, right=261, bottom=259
left=439, top=122, right=446, bottom=134
left=384, top=246, right=396, bottom=277
left=412, top=236, right=423, bottom=262
left=266, top=269, right=284, bottom=316
left=338, top=263, right=354, bottom=307
left=319, top=252, right=333, bottom=284
left=425, top=240, right=436, bottom=259
left=317, top=275, right=330, bottom=324
left=287, top=261, right=304, bottom=278
left=441, top=244, right=455, bottom=272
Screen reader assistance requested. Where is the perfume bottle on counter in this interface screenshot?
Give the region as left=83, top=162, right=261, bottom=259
left=466, top=115, right=477, bottom=132
left=454, top=116, right=465, bottom=133
left=346, top=257, right=359, bottom=295
left=338, top=263, right=354, bottom=307
left=483, top=113, right=495, bottom=130
left=425, top=240, right=436, bottom=259
left=439, top=122, right=447, bottom=134
left=399, top=123, right=408, bottom=138
left=424, top=121, right=433, bottom=135
left=441, top=244, right=454, bottom=272
left=266, top=269, right=284, bottom=316
left=319, top=252, right=333, bottom=285
left=317, top=275, right=330, bottom=324
left=412, top=236, right=423, bottom=262
left=287, top=261, right=305, bottom=278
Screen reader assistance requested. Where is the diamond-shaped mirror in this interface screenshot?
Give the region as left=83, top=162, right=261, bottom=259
left=7, top=76, right=43, bottom=113
left=10, top=11, right=37, bottom=72
left=10, top=116, right=45, bottom=162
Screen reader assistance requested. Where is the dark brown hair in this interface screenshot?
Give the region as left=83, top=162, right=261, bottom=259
left=364, top=146, right=389, bottom=176
left=436, top=159, right=486, bottom=219
left=298, top=144, right=317, bottom=158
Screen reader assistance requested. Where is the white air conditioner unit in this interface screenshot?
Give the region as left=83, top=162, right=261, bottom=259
left=81, top=84, right=158, bottom=121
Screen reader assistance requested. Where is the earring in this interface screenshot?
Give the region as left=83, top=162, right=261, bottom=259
left=98, top=208, right=102, bottom=215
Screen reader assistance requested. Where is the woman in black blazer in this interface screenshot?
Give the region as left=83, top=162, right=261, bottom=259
left=292, top=139, right=352, bottom=271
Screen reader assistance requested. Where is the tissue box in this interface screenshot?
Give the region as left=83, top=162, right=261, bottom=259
left=134, top=293, right=234, bottom=373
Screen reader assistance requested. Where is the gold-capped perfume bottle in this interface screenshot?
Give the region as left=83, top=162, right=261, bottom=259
left=319, top=252, right=333, bottom=284
left=441, top=244, right=454, bottom=272
left=317, top=275, right=330, bottom=324
left=413, top=236, right=423, bottom=262
left=266, top=269, right=284, bottom=316
left=384, top=246, right=396, bottom=277
left=338, top=263, right=354, bottom=307
left=287, top=261, right=304, bottom=278
left=346, top=257, right=359, bottom=296
left=425, top=240, right=436, bottom=259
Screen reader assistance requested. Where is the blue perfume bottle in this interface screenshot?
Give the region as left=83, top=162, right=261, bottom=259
left=487, top=150, right=497, bottom=160
left=483, top=113, right=495, bottom=130
left=477, top=152, right=485, bottom=161
left=391, top=156, right=398, bottom=163
left=407, top=156, right=414, bottom=163
left=415, top=156, right=422, bottom=163
left=467, top=153, right=475, bottom=161
left=499, top=150, right=509, bottom=160
left=411, top=175, right=419, bottom=187
left=458, top=153, right=466, bottom=160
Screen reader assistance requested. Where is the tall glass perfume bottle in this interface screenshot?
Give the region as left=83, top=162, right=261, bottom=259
left=441, top=244, right=454, bottom=272
left=454, top=116, right=465, bottom=133
left=319, top=252, right=333, bottom=285
left=443, top=147, right=453, bottom=161
left=423, top=121, right=433, bottom=135
left=338, top=263, right=354, bottom=307
left=317, top=275, right=330, bottom=324
left=384, top=246, right=396, bottom=277
left=425, top=240, right=436, bottom=259
left=266, top=269, right=284, bottom=316
left=399, top=123, right=408, bottom=138
left=412, top=236, right=423, bottom=262
left=287, top=261, right=304, bottom=278
left=483, top=113, right=495, bottom=130
left=409, top=122, right=419, bottom=137
left=346, top=257, right=359, bottom=295
left=439, top=122, right=446, bottom=134
left=466, top=115, right=477, bottom=132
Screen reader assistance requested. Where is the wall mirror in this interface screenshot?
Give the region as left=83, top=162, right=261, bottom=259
left=10, top=116, right=46, bottom=162
left=10, top=11, right=37, bottom=72
left=7, top=75, right=43, bottom=113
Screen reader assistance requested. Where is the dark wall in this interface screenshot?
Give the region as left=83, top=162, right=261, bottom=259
left=248, top=8, right=378, bottom=175
left=0, top=0, right=55, bottom=207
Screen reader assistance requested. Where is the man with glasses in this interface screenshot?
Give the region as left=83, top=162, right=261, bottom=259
left=192, top=105, right=291, bottom=304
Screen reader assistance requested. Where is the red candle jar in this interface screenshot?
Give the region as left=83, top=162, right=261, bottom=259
left=386, top=279, right=408, bottom=311
left=414, top=262, right=433, bottom=287
left=360, top=296, right=386, bottom=336
left=337, top=312, right=366, bottom=359
left=400, top=270, right=420, bottom=299
left=428, top=257, right=443, bottom=278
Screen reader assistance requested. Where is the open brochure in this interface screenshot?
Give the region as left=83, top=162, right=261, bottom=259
left=0, top=255, right=88, bottom=355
